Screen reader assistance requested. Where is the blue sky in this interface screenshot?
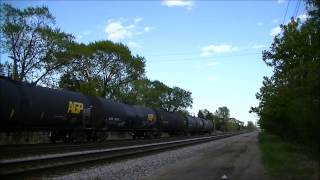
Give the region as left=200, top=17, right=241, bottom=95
left=1, top=0, right=307, bottom=124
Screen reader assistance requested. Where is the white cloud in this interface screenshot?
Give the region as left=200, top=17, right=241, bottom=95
left=200, top=44, right=237, bottom=57
left=105, top=21, right=133, bottom=41
left=104, top=18, right=151, bottom=42
left=162, top=0, right=193, bottom=10
left=297, top=13, right=309, bottom=22
left=270, top=26, right=281, bottom=37
left=272, top=19, right=279, bottom=24
left=144, top=26, right=152, bottom=32
left=277, top=0, right=285, bottom=4
left=256, top=22, right=264, bottom=26
left=251, top=44, right=267, bottom=49
left=134, top=17, right=142, bottom=23
left=128, top=41, right=141, bottom=48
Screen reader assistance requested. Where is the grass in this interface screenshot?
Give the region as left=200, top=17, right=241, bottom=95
left=258, top=132, right=319, bottom=180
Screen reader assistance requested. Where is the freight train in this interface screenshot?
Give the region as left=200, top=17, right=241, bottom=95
left=0, top=76, right=214, bottom=143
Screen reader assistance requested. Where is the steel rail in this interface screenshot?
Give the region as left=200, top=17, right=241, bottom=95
left=0, top=134, right=213, bottom=159
left=0, top=132, right=243, bottom=178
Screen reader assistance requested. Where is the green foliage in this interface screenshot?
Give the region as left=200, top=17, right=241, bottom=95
left=214, top=106, right=230, bottom=119
left=197, top=108, right=243, bottom=132
left=251, top=1, right=319, bottom=146
left=225, top=121, right=238, bottom=131
left=0, top=4, right=75, bottom=85
left=214, top=106, right=230, bottom=131
left=161, top=87, right=193, bottom=112
left=197, top=110, right=205, bottom=118
left=258, top=132, right=318, bottom=180
left=246, top=121, right=256, bottom=131
left=126, top=79, right=170, bottom=107
left=128, top=79, right=193, bottom=112
left=198, top=109, right=216, bottom=128
left=59, top=40, right=146, bottom=99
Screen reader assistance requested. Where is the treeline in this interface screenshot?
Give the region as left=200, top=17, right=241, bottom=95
left=197, top=107, right=254, bottom=131
left=250, top=0, right=319, bottom=147
left=0, top=4, right=192, bottom=112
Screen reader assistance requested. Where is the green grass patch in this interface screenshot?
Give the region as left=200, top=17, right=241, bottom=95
left=258, top=132, right=319, bottom=180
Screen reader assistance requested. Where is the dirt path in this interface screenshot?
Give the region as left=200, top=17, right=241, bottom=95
left=144, top=132, right=269, bottom=180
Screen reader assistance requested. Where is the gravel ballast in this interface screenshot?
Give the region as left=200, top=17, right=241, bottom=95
left=48, top=134, right=245, bottom=180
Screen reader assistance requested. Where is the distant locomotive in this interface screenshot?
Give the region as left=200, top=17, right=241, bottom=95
left=0, top=76, right=214, bottom=143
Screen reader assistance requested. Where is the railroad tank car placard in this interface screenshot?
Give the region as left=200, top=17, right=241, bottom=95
left=67, top=101, right=84, bottom=114
left=147, top=114, right=155, bottom=123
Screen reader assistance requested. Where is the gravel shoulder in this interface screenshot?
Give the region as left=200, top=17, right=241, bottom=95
left=144, top=131, right=269, bottom=180
left=50, top=132, right=268, bottom=180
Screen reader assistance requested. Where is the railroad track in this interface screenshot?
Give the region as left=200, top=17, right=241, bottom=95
left=0, top=134, right=213, bottom=159
left=0, top=132, right=243, bottom=179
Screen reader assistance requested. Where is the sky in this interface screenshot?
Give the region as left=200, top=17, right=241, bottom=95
left=1, top=0, right=307, bottom=124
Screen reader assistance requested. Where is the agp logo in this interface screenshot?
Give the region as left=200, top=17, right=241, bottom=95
left=147, top=114, right=155, bottom=123
left=67, top=101, right=84, bottom=114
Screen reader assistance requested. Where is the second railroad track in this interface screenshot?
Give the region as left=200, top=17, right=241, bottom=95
left=0, top=132, right=244, bottom=179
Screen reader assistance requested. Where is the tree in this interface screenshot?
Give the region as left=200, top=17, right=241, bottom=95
left=58, top=40, right=193, bottom=111
left=142, top=80, right=172, bottom=109
left=246, top=121, right=256, bottom=131
left=118, top=78, right=151, bottom=105
left=198, top=109, right=215, bottom=120
left=197, top=110, right=205, bottom=118
left=0, top=61, right=11, bottom=77
left=162, top=87, right=193, bottom=112
left=198, top=109, right=216, bottom=130
left=250, top=0, right=319, bottom=145
left=59, top=41, right=145, bottom=99
left=0, top=4, right=74, bottom=85
left=215, top=106, right=230, bottom=119
left=214, top=106, right=230, bottom=131
left=125, top=79, right=193, bottom=113
left=203, top=109, right=215, bottom=120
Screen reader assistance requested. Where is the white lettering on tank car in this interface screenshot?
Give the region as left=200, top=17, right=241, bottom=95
left=108, top=117, right=120, bottom=121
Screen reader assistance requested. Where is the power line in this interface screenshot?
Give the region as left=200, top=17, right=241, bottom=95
left=282, top=0, right=291, bottom=25
left=148, top=52, right=262, bottom=63
left=147, top=51, right=202, bottom=57
left=294, top=0, right=301, bottom=19
left=146, top=47, right=267, bottom=57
